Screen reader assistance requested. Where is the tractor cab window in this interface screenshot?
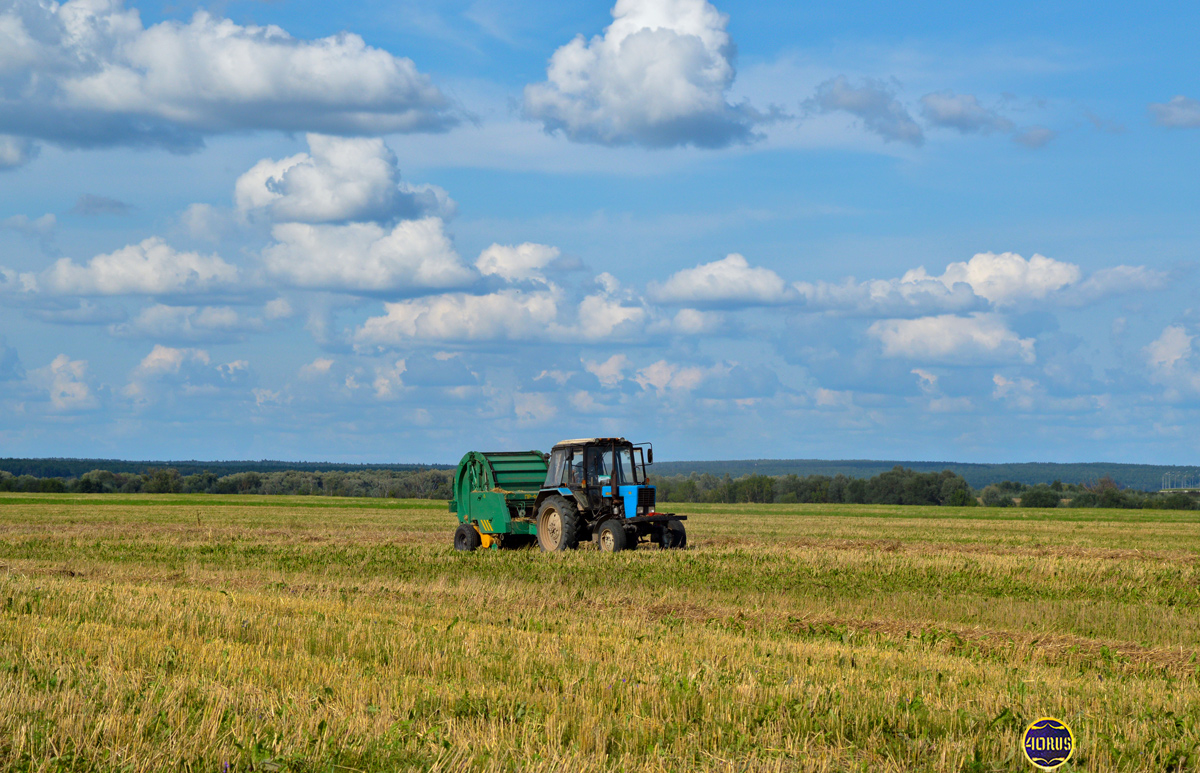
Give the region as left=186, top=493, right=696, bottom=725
left=545, top=449, right=568, bottom=488
left=615, top=446, right=638, bottom=484
left=585, top=447, right=610, bottom=486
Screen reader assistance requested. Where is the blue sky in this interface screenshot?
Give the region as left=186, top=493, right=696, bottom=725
left=1, top=0, right=1199, bottom=465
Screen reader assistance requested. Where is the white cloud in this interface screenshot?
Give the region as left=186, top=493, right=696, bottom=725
left=0, top=1, right=457, bottom=151
left=992, top=374, right=1039, bottom=410
left=868, top=312, right=1036, bottom=364
left=353, top=276, right=646, bottom=347
left=522, top=0, right=761, bottom=148
left=475, top=242, right=560, bottom=282
left=634, top=359, right=723, bottom=392
left=235, top=134, right=453, bottom=224
left=355, top=289, right=559, bottom=346
left=2, top=213, right=55, bottom=239
left=1149, top=96, right=1200, bottom=128
left=905, top=252, right=1080, bottom=307
left=577, top=290, right=647, bottom=338
left=513, top=392, right=557, bottom=422
left=111, top=304, right=256, bottom=340
left=373, top=358, right=407, bottom=399
left=1062, top=265, right=1169, bottom=305
left=1145, top=325, right=1192, bottom=372
left=264, top=297, right=293, bottom=319
left=299, top=358, right=334, bottom=379
left=29, top=354, right=97, bottom=411
left=38, top=238, right=239, bottom=295
left=261, top=219, right=474, bottom=293
left=178, top=203, right=231, bottom=242
left=794, top=275, right=983, bottom=317
left=0, top=135, right=36, bottom=169
left=652, top=253, right=790, bottom=306
left=583, top=353, right=631, bottom=387
left=668, top=307, right=722, bottom=333
left=803, top=76, right=923, bottom=146
left=919, top=91, right=1013, bottom=134
left=132, top=345, right=210, bottom=378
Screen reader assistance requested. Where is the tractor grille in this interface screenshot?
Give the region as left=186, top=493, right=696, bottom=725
left=637, top=488, right=655, bottom=512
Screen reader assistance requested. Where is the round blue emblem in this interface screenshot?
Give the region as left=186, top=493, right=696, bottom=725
left=1022, top=716, right=1075, bottom=770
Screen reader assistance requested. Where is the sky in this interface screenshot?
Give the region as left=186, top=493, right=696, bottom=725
left=1, top=0, right=1199, bottom=465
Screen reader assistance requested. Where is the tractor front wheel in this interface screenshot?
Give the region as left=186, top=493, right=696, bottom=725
left=596, top=519, right=628, bottom=553
left=537, top=496, right=580, bottom=551
left=454, top=523, right=482, bottom=551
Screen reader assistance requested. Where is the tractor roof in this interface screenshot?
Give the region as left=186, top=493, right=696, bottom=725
left=552, top=437, right=629, bottom=449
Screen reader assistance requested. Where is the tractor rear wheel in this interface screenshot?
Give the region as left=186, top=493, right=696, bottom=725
left=662, top=521, right=687, bottom=549
left=536, top=496, right=580, bottom=551
left=596, top=519, right=628, bottom=552
left=454, top=523, right=482, bottom=551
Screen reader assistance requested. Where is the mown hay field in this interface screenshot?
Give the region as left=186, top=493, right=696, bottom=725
left=2, top=494, right=1199, bottom=772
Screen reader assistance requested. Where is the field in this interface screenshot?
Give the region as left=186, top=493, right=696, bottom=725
left=2, top=495, right=1198, bottom=772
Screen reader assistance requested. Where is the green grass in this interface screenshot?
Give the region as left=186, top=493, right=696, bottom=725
left=1, top=495, right=1198, bottom=771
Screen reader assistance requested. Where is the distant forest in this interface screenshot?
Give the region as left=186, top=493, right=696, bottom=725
left=650, top=459, right=1197, bottom=492
left=1, top=457, right=1198, bottom=510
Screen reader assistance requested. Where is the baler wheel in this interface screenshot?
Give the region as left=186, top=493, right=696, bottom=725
left=454, top=523, right=482, bottom=551
left=596, top=519, right=627, bottom=553
left=662, top=521, right=687, bottom=549
left=536, top=495, right=580, bottom=551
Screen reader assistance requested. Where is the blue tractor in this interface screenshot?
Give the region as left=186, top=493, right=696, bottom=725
left=533, top=437, right=686, bottom=552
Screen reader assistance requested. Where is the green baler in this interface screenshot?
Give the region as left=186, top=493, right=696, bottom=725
left=449, top=450, right=547, bottom=550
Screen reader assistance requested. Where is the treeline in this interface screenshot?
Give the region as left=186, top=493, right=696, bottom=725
left=976, top=478, right=1198, bottom=510
left=651, top=467, right=1200, bottom=510
left=0, top=457, right=449, bottom=479
left=0, top=468, right=453, bottom=499
left=652, top=467, right=977, bottom=506
left=649, top=459, right=1196, bottom=492
left=4, top=464, right=1198, bottom=511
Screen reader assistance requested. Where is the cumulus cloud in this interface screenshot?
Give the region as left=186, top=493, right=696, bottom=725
left=37, top=238, right=239, bottom=295
left=634, top=359, right=724, bottom=392
left=919, top=91, right=1013, bottom=134
left=261, top=219, right=475, bottom=293
left=355, top=289, right=559, bottom=346
left=0, top=134, right=36, bottom=169
left=1062, top=265, right=1169, bottom=306
left=1149, top=96, right=1200, bottom=128
left=2, top=213, right=56, bottom=248
left=0, top=0, right=457, bottom=152
left=132, top=345, right=210, bottom=378
left=475, top=243, right=561, bottom=283
left=111, top=304, right=258, bottom=341
left=794, top=275, right=983, bottom=317
left=522, top=0, right=763, bottom=148
left=905, top=252, right=1081, bottom=307
left=124, top=344, right=247, bottom=401
left=868, top=312, right=1036, bottom=364
left=28, top=354, right=97, bottom=411
left=651, top=253, right=791, bottom=306
left=584, top=353, right=631, bottom=387
left=1142, top=325, right=1200, bottom=406
left=804, top=76, right=923, bottom=146
left=235, top=134, right=454, bottom=224
left=299, top=357, right=335, bottom=380
left=354, top=277, right=646, bottom=348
